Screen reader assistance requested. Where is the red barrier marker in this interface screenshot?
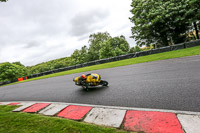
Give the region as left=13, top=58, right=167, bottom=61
left=57, top=105, right=92, bottom=120
left=23, top=103, right=50, bottom=113
left=8, top=103, right=20, bottom=105
left=123, top=110, right=184, bottom=133
left=18, top=77, right=23, bottom=81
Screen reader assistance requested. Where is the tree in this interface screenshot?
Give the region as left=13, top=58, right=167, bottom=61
left=186, top=0, right=200, bottom=39
left=109, top=36, right=130, bottom=55
left=0, top=0, right=7, bottom=2
left=70, top=45, right=89, bottom=65
left=99, top=36, right=130, bottom=59
left=99, top=40, right=114, bottom=59
left=70, top=49, right=81, bottom=65
left=0, top=62, right=28, bottom=82
left=12, top=61, right=25, bottom=67
left=79, top=45, right=89, bottom=64
left=129, top=46, right=142, bottom=53
left=88, top=32, right=111, bottom=61
left=27, top=57, right=71, bottom=74
left=130, top=0, right=191, bottom=47
left=53, top=61, right=66, bottom=69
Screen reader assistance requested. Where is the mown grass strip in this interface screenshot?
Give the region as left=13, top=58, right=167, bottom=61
left=0, top=105, right=131, bottom=133
left=3, top=46, right=200, bottom=86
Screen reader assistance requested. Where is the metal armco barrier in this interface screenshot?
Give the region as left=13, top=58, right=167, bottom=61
left=0, top=40, right=200, bottom=86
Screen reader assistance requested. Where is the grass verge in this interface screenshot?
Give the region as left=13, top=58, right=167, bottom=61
left=3, top=46, right=200, bottom=86
left=0, top=105, right=131, bottom=133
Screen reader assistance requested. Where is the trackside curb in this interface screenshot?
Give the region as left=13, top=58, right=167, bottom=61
left=1, top=101, right=200, bottom=133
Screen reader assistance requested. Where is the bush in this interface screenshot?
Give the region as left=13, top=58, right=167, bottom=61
left=0, top=62, right=28, bottom=82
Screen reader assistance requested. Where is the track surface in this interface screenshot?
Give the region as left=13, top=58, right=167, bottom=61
left=0, top=56, right=200, bottom=112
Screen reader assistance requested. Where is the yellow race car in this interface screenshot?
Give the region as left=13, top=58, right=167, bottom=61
left=73, top=73, right=108, bottom=90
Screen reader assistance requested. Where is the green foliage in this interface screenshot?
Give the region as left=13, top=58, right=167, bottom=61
left=187, top=0, right=200, bottom=22
left=70, top=45, right=89, bottom=65
left=110, top=36, right=130, bottom=53
left=12, top=61, right=25, bottom=67
left=27, top=46, right=89, bottom=75
left=0, top=62, right=28, bottom=82
left=187, top=0, right=200, bottom=39
left=70, top=32, right=130, bottom=63
left=88, top=32, right=111, bottom=61
left=79, top=45, right=89, bottom=63
left=130, top=0, right=194, bottom=47
left=99, top=36, right=130, bottom=59
left=27, top=57, right=70, bottom=74
left=129, top=46, right=142, bottom=53
left=0, top=0, right=7, bottom=2
left=99, top=40, right=114, bottom=59
left=70, top=49, right=81, bottom=65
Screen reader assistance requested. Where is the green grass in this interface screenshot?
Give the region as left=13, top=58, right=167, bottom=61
left=0, top=105, right=131, bottom=133
left=3, top=46, right=200, bottom=86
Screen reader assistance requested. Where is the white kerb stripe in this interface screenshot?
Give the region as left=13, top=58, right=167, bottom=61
left=177, top=114, right=200, bottom=133
left=12, top=102, right=36, bottom=112
left=84, top=108, right=126, bottom=128
left=39, top=104, right=68, bottom=116
left=0, top=102, right=10, bottom=105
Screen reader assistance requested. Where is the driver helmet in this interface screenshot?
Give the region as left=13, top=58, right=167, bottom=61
left=81, top=74, right=87, bottom=79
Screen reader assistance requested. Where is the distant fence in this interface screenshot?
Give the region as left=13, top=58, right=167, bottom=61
left=0, top=40, right=200, bottom=86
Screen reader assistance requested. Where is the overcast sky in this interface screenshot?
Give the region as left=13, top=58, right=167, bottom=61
left=0, top=0, right=135, bottom=66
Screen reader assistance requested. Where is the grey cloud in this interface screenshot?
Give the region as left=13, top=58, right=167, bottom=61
left=77, top=34, right=90, bottom=41
left=24, top=44, right=70, bottom=66
left=70, top=9, right=109, bottom=37
left=0, top=0, right=73, bottom=46
left=23, top=41, right=40, bottom=48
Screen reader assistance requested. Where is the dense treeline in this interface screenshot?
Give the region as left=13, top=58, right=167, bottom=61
left=27, top=32, right=142, bottom=75
left=26, top=57, right=71, bottom=74
left=130, top=0, right=200, bottom=48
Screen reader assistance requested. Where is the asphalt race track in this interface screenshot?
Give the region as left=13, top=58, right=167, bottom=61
left=0, top=55, right=200, bottom=112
